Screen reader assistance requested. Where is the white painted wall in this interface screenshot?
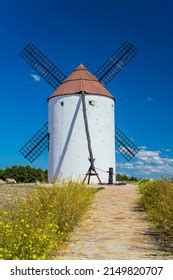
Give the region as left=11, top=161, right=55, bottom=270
left=48, top=94, right=116, bottom=183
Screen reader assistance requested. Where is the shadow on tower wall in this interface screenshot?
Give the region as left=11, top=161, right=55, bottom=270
left=55, top=96, right=82, bottom=178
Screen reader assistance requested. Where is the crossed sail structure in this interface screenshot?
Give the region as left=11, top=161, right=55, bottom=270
left=19, top=41, right=139, bottom=182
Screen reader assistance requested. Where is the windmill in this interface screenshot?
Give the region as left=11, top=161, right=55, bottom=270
left=19, top=41, right=139, bottom=184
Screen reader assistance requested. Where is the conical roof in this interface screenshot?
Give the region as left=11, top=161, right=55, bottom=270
left=48, top=64, right=113, bottom=99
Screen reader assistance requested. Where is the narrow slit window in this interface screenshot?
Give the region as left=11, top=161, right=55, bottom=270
left=89, top=100, right=95, bottom=106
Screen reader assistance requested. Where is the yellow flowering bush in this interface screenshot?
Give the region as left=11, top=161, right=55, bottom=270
left=138, top=180, right=173, bottom=248
left=1, top=182, right=96, bottom=259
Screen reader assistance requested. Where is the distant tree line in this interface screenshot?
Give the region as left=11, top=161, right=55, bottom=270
left=0, top=166, right=47, bottom=183
left=116, top=173, right=138, bottom=181
left=0, top=166, right=137, bottom=183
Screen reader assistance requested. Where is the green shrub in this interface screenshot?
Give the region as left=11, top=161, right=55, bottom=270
left=1, top=182, right=96, bottom=260
left=138, top=180, right=173, bottom=247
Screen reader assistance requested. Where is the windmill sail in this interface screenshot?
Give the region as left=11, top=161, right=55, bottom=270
left=115, top=126, right=139, bottom=161
left=20, top=43, right=67, bottom=89
left=95, top=41, right=138, bottom=85
left=20, top=122, right=139, bottom=163
left=19, top=122, right=49, bottom=163
left=20, top=42, right=139, bottom=164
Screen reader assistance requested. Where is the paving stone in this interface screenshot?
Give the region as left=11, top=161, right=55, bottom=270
left=56, top=184, right=173, bottom=259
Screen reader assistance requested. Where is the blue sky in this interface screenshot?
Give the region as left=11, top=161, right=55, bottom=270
left=0, top=0, right=173, bottom=178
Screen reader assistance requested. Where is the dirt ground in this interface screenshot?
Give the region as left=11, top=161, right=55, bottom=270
left=0, top=183, right=37, bottom=211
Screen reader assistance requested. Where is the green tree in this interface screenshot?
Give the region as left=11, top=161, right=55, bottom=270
left=0, top=166, right=48, bottom=183
left=116, top=173, right=138, bottom=181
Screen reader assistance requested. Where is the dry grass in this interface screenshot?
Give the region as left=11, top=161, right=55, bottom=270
left=138, top=180, right=173, bottom=251
left=1, top=182, right=97, bottom=260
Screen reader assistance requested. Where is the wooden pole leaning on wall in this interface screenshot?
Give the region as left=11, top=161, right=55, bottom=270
left=81, top=92, right=102, bottom=185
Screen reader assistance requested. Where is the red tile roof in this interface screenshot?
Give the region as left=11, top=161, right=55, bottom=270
left=48, top=64, right=113, bottom=99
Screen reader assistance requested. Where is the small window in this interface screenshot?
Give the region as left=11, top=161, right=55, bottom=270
left=89, top=100, right=95, bottom=106
left=60, top=101, right=64, bottom=106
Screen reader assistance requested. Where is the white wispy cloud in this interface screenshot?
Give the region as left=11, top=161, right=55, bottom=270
left=117, top=148, right=173, bottom=178
left=31, top=74, right=41, bottom=81
left=147, top=97, right=154, bottom=102
left=139, top=145, right=147, bottom=150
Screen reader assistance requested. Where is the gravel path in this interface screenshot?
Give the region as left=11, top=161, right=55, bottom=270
left=56, top=184, right=172, bottom=259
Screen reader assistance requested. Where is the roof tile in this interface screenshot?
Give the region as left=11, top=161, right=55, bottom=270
left=48, top=64, right=113, bottom=99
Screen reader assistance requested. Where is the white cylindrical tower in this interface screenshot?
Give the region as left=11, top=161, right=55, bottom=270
left=48, top=64, right=115, bottom=183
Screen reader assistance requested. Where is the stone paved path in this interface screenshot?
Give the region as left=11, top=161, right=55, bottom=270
left=56, top=184, right=172, bottom=259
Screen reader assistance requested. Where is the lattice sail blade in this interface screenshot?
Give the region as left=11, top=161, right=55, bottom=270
left=115, top=126, right=139, bottom=161
left=20, top=122, right=49, bottom=163
left=20, top=43, right=67, bottom=89
left=95, top=41, right=138, bottom=85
